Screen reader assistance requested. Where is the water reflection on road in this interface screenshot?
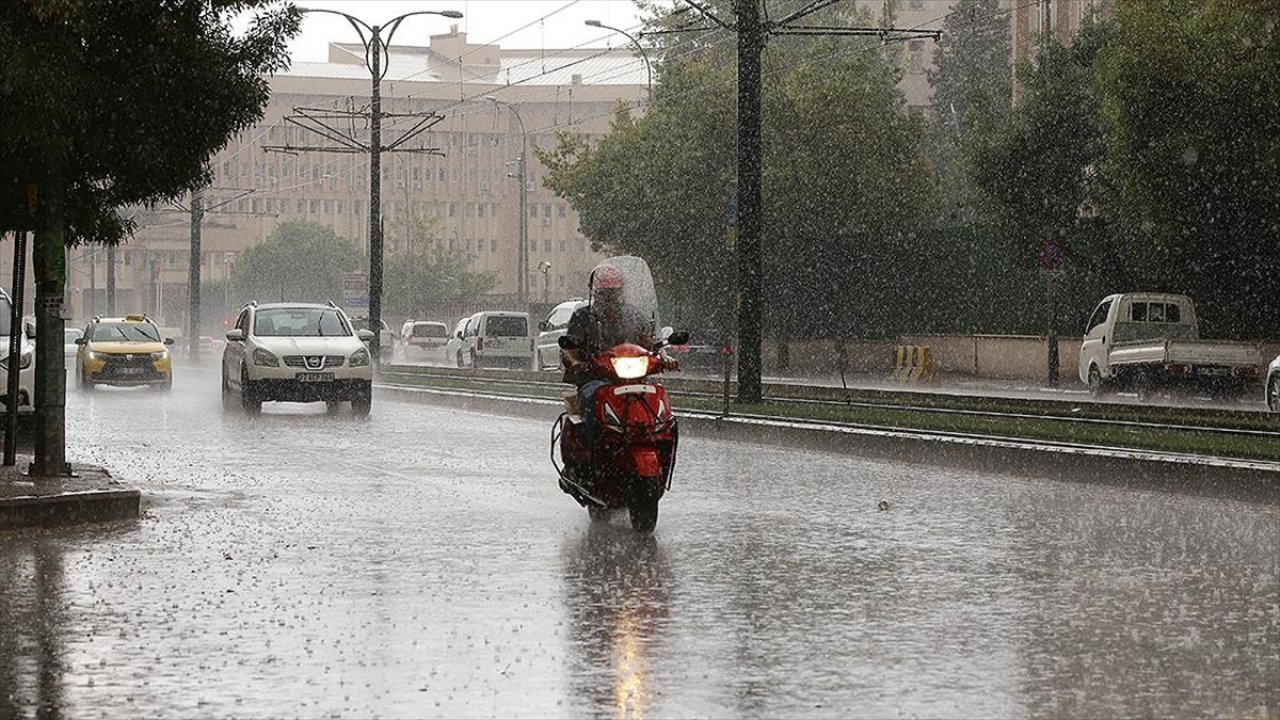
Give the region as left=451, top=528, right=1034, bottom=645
left=0, top=365, right=1273, bottom=718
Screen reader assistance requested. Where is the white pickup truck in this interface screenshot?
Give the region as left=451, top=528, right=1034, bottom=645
left=1078, top=293, right=1263, bottom=401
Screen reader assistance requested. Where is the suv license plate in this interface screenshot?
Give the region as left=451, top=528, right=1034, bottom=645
left=296, top=372, right=334, bottom=383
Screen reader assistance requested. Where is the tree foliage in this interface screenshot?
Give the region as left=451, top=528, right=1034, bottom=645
left=232, top=220, right=365, bottom=305
left=975, top=1, right=1279, bottom=339
left=382, top=217, right=497, bottom=317
left=0, top=0, right=300, bottom=242
left=539, top=16, right=936, bottom=341
left=1098, top=0, right=1280, bottom=338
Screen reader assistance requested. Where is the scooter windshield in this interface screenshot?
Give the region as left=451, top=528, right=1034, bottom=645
left=596, top=255, right=660, bottom=345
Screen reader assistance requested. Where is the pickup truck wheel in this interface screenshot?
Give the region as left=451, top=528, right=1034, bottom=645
left=1087, top=367, right=1107, bottom=398
left=1267, top=376, right=1280, bottom=413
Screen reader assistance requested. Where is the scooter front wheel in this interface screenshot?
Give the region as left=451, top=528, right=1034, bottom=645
left=627, top=482, right=660, bottom=533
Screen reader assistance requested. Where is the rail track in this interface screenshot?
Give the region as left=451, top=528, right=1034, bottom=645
left=379, top=365, right=1280, bottom=458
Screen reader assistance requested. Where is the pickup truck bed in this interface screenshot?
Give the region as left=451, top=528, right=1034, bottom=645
left=1109, top=338, right=1262, bottom=369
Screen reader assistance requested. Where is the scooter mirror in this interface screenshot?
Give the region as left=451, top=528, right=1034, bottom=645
left=667, top=331, right=690, bottom=346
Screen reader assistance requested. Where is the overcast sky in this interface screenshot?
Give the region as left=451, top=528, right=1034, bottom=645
left=282, top=0, right=653, bottom=62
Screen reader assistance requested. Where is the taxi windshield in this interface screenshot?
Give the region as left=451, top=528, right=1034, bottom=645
left=92, top=322, right=160, bottom=342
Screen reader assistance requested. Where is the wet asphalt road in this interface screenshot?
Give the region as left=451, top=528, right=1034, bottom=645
left=0, top=363, right=1276, bottom=718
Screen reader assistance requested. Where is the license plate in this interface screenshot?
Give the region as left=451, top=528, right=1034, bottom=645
left=296, top=372, right=334, bottom=382
left=117, top=367, right=145, bottom=376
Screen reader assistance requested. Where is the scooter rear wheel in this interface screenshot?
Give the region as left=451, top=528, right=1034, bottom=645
left=587, top=505, right=612, bottom=523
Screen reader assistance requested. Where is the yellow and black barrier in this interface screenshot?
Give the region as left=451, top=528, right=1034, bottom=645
left=891, top=345, right=937, bottom=383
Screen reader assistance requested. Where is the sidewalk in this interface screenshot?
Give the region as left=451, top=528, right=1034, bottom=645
left=0, top=453, right=140, bottom=532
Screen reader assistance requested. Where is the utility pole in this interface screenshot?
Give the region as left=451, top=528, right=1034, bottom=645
left=269, top=8, right=461, bottom=365
left=681, top=0, right=940, bottom=404
left=735, top=0, right=766, bottom=405
left=106, top=243, right=115, bottom=316
left=187, top=184, right=204, bottom=361
left=485, top=96, right=529, bottom=304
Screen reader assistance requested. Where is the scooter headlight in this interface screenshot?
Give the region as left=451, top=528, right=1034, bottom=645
left=611, top=356, right=648, bottom=380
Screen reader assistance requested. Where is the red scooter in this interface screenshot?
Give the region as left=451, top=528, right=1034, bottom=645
left=552, top=334, right=686, bottom=532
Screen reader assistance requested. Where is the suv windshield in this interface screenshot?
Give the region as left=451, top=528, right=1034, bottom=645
left=255, top=308, right=350, bottom=337
left=92, top=322, right=160, bottom=342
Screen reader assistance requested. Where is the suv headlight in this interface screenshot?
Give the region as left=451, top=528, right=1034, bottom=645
left=253, top=347, right=279, bottom=367
left=349, top=348, right=371, bottom=367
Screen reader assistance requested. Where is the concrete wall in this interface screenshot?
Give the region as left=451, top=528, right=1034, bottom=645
left=765, top=335, right=1280, bottom=386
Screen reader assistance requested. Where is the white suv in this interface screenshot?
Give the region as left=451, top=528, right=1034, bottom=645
left=0, top=289, right=34, bottom=414
left=221, top=302, right=375, bottom=416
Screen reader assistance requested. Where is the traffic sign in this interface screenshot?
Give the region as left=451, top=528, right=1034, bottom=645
left=343, top=272, right=368, bottom=309
left=1037, top=235, right=1066, bottom=272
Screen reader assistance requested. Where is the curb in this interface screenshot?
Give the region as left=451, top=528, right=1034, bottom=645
left=0, top=463, right=141, bottom=532
left=376, top=383, right=1280, bottom=504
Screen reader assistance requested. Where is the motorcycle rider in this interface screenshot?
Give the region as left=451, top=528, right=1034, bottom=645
left=561, top=262, right=677, bottom=439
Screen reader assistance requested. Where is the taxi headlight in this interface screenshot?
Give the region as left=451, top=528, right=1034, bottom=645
left=253, top=347, right=279, bottom=367
left=150, top=351, right=168, bottom=361
left=611, top=356, right=648, bottom=380
left=349, top=348, right=371, bottom=367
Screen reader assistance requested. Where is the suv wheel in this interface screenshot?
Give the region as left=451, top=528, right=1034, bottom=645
left=455, top=350, right=464, bottom=368
left=240, top=367, right=262, bottom=415
left=469, top=350, right=478, bottom=369
left=221, top=369, right=235, bottom=410
left=351, top=382, right=372, bottom=418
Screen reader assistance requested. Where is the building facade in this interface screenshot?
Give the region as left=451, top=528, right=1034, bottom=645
left=49, top=27, right=646, bottom=333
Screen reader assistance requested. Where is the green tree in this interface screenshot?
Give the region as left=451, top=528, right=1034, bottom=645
left=1098, top=0, right=1280, bottom=338
left=540, top=16, right=936, bottom=342
left=0, top=0, right=298, bottom=475
left=928, top=0, right=1011, bottom=153
left=382, top=217, right=496, bottom=316
left=233, top=220, right=365, bottom=305
left=973, top=19, right=1127, bottom=333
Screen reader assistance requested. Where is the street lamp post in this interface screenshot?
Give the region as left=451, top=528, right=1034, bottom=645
left=585, top=20, right=652, bottom=97
left=299, top=7, right=462, bottom=364
left=538, top=260, right=552, bottom=304
left=484, top=96, right=529, bottom=305
left=223, top=252, right=236, bottom=317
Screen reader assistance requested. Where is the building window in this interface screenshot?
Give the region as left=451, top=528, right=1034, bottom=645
left=543, top=204, right=552, bottom=218
left=477, top=203, right=485, bottom=218
left=309, top=199, right=319, bottom=214
left=490, top=238, right=498, bottom=252
left=543, top=239, right=551, bottom=253
left=558, top=239, right=566, bottom=253
left=448, top=203, right=456, bottom=217
left=297, top=200, right=305, bottom=213
left=558, top=204, right=567, bottom=218
left=324, top=200, right=333, bottom=214
left=529, top=205, right=538, bottom=219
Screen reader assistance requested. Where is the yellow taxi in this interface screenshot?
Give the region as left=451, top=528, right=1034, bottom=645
left=75, top=314, right=175, bottom=391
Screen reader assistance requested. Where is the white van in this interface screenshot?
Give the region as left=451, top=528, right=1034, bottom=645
left=460, top=311, right=533, bottom=370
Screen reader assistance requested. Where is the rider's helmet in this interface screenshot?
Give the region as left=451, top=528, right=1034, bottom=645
left=590, top=262, right=624, bottom=305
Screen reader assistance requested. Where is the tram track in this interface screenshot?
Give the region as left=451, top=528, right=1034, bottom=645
left=378, top=364, right=1280, bottom=461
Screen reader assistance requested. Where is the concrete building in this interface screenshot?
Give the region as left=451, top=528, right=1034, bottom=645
left=51, top=26, right=646, bottom=333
